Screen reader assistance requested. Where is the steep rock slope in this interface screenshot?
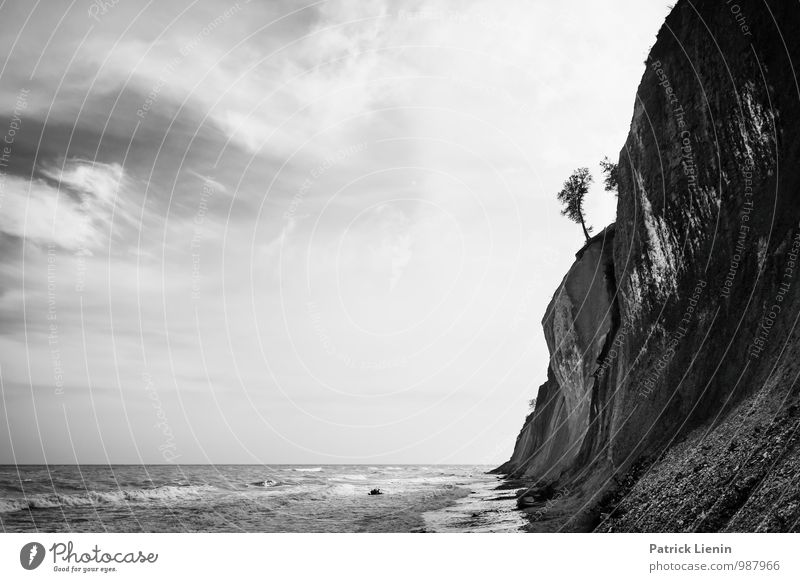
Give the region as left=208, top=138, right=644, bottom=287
left=497, top=227, right=616, bottom=479
left=498, top=0, right=800, bottom=532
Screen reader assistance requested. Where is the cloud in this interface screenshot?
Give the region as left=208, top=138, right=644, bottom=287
left=368, top=204, right=415, bottom=291
left=40, top=159, right=124, bottom=204
left=0, top=160, right=130, bottom=251
left=185, top=169, right=229, bottom=195
left=0, top=177, right=90, bottom=249
left=0, top=0, right=672, bottom=463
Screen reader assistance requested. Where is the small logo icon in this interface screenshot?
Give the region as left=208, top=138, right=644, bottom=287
left=20, top=542, right=45, bottom=570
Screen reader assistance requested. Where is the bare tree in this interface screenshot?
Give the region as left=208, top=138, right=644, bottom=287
left=557, top=167, right=593, bottom=242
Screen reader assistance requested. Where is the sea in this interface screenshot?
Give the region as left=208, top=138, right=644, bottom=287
left=0, top=465, right=527, bottom=533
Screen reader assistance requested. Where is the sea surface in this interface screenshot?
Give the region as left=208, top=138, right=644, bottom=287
left=0, top=465, right=527, bottom=533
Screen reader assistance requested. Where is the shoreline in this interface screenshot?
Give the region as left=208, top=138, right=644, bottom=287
left=421, top=474, right=528, bottom=533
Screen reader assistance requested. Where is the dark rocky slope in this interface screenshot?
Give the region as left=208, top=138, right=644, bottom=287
left=496, top=0, right=800, bottom=532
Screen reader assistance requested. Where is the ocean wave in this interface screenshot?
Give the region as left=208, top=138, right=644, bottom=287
left=324, top=483, right=361, bottom=496
left=0, top=484, right=218, bottom=514
left=0, top=499, right=31, bottom=513
left=294, top=467, right=323, bottom=472
left=247, top=479, right=279, bottom=488
left=333, top=474, right=368, bottom=481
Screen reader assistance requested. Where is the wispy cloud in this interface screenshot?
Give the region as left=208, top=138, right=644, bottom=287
left=0, top=160, right=131, bottom=251
left=0, top=0, right=669, bottom=464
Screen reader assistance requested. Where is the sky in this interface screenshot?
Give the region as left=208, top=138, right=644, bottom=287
left=0, top=0, right=670, bottom=465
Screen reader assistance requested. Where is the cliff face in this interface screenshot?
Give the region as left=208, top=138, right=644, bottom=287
left=499, top=0, right=800, bottom=532
left=498, top=227, right=616, bottom=479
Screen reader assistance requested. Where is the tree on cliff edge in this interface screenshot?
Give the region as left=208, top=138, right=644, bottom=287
left=556, top=167, right=593, bottom=242
left=599, top=156, right=619, bottom=194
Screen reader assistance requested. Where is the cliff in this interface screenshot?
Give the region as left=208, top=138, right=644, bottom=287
left=498, top=0, right=800, bottom=532
left=496, top=226, right=617, bottom=480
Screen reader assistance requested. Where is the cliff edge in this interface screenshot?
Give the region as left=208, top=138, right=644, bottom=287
left=497, top=0, right=800, bottom=532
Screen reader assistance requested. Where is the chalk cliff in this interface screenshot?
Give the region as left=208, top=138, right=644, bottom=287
left=497, top=0, right=800, bottom=532
left=496, top=226, right=617, bottom=480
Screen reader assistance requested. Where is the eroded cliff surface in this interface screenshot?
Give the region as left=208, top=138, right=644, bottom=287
left=498, top=227, right=616, bottom=479
left=499, top=0, right=800, bottom=532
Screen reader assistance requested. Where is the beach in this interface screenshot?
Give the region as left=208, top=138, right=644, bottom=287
left=0, top=464, right=522, bottom=533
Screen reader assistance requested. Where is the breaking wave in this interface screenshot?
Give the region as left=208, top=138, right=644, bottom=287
left=247, top=479, right=280, bottom=488
left=333, top=474, right=368, bottom=481
left=0, top=485, right=218, bottom=514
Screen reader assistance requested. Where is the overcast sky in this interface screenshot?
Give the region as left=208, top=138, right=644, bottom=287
left=0, top=0, right=668, bottom=465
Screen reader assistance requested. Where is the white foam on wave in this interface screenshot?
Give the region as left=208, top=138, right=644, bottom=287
left=248, top=479, right=279, bottom=488
left=325, top=483, right=361, bottom=496
left=0, top=484, right=219, bottom=513
left=0, top=499, right=30, bottom=513
left=294, top=467, right=323, bottom=472
left=422, top=478, right=526, bottom=533
left=333, top=474, right=368, bottom=481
